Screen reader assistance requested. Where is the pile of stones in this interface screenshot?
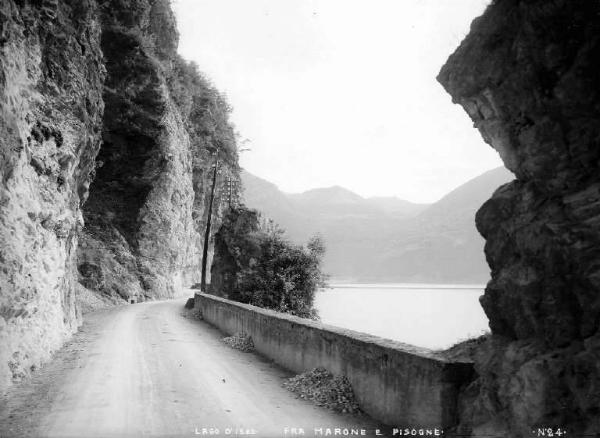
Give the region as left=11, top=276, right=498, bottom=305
left=282, top=367, right=360, bottom=414
left=222, top=332, right=254, bottom=352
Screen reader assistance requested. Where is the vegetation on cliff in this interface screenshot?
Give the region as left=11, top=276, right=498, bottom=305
left=210, top=207, right=326, bottom=319
left=169, top=58, right=238, bottom=167
left=79, top=0, right=239, bottom=304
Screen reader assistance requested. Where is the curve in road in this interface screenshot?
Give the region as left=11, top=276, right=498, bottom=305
left=0, top=299, right=382, bottom=437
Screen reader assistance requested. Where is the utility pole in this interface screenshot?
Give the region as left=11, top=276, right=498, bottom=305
left=200, top=143, right=248, bottom=292
left=225, top=176, right=239, bottom=208
left=200, top=158, right=219, bottom=292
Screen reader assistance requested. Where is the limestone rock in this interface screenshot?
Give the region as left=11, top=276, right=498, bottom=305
left=438, top=0, right=600, bottom=435
left=0, top=0, right=104, bottom=391
left=209, top=207, right=263, bottom=298
left=0, top=0, right=240, bottom=393
left=80, top=0, right=239, bottom=302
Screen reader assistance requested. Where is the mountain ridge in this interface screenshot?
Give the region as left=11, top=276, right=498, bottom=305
left=241, top=166, right=514, bottom=283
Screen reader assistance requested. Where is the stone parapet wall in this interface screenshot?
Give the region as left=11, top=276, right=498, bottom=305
left=195, top=293, right=474, bottom=428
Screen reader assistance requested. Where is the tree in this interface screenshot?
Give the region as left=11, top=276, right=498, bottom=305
left=210, top=207, right=326, bottom=319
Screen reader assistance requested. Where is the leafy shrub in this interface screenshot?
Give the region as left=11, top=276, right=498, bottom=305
left=210, top=207, right=326, bottom=319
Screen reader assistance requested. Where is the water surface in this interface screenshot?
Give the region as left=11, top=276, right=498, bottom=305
left=314, top=283, right=489, bottom=350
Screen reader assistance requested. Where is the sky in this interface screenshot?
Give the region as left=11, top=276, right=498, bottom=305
left=172, top=0, right=500, bottom=203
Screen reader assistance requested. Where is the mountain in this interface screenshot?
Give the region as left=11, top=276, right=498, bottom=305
left=240, top=167, right=514, bottom=283
left=241, top=170, right=296, bottom=217
left=368, top=167, right=514, bottom=283
left=364, top=197, right=429, bottom=216
left=243, top=171, right=428, bottom=218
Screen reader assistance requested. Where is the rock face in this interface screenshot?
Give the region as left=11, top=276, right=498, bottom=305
left=438, top=0, right=600, bottom=435
left=0, top=0, right=104, bottom=390
left=78, top=1, right=239, bottom=303
left=0, top=0, right=239, bottom=392
left=209, top=207, right=263, bottom=298
left=81, top=1, right=191, bottom=301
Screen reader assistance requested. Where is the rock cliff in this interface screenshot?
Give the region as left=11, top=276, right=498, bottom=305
left=0, top=0, right=104, bottom=390
left=80, top=0, right=238, bottom=302
left=438, top=0, right=600, bottom=435
left=0, top=0, right=239, bottom=392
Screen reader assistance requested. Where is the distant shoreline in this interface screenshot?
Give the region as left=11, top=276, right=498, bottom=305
left=324, top=283, right=485, bottom=290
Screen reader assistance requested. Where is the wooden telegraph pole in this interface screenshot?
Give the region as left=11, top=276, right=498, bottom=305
left=200, top=143, right=247, bottom=292
left=200, top=158, right=219, bottom=292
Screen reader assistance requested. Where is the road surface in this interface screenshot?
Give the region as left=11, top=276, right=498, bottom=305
left=0, top=298, right=382, bottom=437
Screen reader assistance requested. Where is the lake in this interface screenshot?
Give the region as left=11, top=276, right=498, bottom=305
left=314, top=283, right=489, bottom=350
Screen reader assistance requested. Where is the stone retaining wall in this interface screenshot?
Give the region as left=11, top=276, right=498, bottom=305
left=195, top=293, right=474, bottom=428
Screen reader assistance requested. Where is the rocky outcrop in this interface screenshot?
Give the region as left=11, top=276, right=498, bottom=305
left=438, top=0, right=600, bottom=435
left=210, top=207, right=324, bottom=319
left=80, top=0, right=193, bottom=301
left=0, top=0, right=104, bottom=390
left=0, top=0, right=239, bottom=392
left=79, top=0, right=239, bottom=302
left=209, top=207, right=263, bottom=298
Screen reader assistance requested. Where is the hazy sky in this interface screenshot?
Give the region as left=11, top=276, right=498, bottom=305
left=173, top=0, right=500, bottom=203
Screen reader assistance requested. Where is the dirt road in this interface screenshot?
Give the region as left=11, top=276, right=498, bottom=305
left=0, top=299, right=382, bottom=437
